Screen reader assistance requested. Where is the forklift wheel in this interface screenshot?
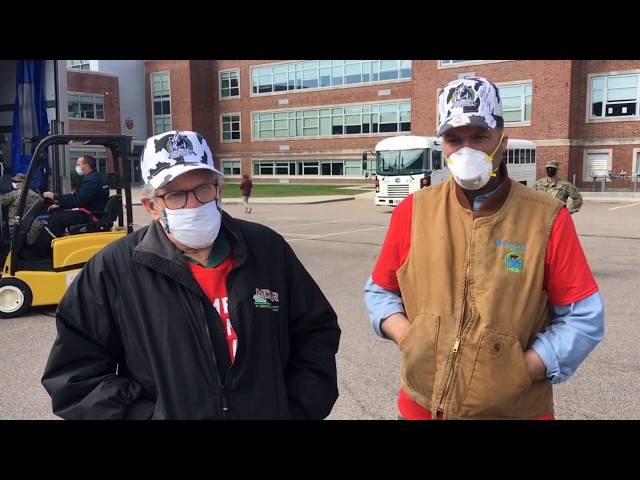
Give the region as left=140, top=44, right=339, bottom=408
left=0, top=278, right=34, bottom=319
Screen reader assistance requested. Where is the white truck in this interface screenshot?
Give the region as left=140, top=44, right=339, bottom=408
left=364, top=135, right=537, bottom=207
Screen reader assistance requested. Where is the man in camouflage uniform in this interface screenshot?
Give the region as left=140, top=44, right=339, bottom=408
left=0, top=173, right=44, bottom=243
left=533, top=160, right=583, bottom=214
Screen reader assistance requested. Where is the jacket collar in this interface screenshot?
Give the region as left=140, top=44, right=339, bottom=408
left=452, top=161, right=512, bottom=217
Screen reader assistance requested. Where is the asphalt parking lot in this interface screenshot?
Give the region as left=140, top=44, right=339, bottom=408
left=1, top=193, right=639, bottom=420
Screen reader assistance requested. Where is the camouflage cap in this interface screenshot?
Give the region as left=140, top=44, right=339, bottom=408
left=141, top=130, right=223, bottom=189
left=11, top=173, right=26, bottom=182
left=546, top=160, right=561, bottom=169
left=437, top=76, right=503, bottom=137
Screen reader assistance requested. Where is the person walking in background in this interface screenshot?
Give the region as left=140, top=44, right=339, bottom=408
left=240, top=173, right=253, bottom=213
left=364, top=76, right=604, bottom=420
left=532, top=160, right=583, bottom=214
left=41, top=130, right=340, bottom=420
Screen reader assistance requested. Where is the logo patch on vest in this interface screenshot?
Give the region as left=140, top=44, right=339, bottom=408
left=495, top=239, right=526, bottom=251
left=496, top=238, right=525, bottom=273
left=503, top=251, right=524, bottom=273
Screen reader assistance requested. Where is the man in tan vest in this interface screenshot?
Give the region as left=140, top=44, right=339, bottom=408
left=364, top=76, right=604, bottom=420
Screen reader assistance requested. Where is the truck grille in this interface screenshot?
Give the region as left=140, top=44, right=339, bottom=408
left=387, top=185, right=410, bottom=196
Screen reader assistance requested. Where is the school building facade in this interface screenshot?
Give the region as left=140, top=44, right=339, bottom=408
left=73, top=60, right=640, bottom=191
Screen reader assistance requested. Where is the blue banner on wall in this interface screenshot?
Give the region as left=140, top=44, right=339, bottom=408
left=11, top=60, right=50, bottom=190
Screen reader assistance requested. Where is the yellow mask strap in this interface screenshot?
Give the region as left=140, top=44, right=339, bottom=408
left=487, top=131, right=505, bottom=178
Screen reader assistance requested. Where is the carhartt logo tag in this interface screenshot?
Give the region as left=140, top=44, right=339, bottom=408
left=489, top=340, right=504, bottom=355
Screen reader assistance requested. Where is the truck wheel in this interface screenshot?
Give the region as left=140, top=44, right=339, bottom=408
left=0, top=278, right=33, bottom=319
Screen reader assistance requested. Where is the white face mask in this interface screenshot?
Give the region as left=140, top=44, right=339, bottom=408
left=11, top=182, right=18, bottom=190
left=445, top=133, right=504, bottom=190
left=160, top=200, right=221, bottom=249
left=75, top=166, right=84, bottom=176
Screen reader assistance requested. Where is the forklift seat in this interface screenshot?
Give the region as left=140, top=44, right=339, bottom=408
left=67, top=194, right=122, bottom=235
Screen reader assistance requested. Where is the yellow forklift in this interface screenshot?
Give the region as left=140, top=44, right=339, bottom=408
left=0, top=134, right=134, bottom=318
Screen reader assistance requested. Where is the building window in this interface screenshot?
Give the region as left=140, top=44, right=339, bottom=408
left=253, top=159, right=363, bottom=177
left=439, top=60, right=475, bottom=66
left=591, top=73, right=639, bottom=119
left=68, top=93, right=105, bottom=120
left=67, top=60, right=91, bottom=70
left=584, top=150, right=612, bottom=182
left=438, top=60, right=509, bottom=69
left=252, top=101, right=411, bottom=140
left=222, top=161, right=241, bottom=176
left=152, top=72, right=171, bottom=134
left=69, top=148, right=107, bottom=174
left=500, top=83, right=532, bottom=123
left=251, top=60, right=412, bottom=95
left=221, top=114, right=241, bottom=141
left=220, top=70, right=240, bottom=98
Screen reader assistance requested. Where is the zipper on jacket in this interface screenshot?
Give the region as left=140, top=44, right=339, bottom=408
left=436, top=241, right=472, bottom=415
left=220, top=384, right=229, bottom=419
left=203, top=316, right=227, bottom=418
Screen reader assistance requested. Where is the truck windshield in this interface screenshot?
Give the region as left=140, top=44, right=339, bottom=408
left=376, top=148, right=427, bottom=175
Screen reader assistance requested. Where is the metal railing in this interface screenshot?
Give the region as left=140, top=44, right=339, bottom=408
left=590, top=171, right=640, bottom=193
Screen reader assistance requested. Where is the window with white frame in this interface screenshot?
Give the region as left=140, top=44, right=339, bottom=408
left=152, top=72, right=172, bottom=134
left=69, top=148, right=107, bottom=173
left=220, top=70, right=240, bottom=98
left=222, top=160, right=241, bottom=176
left=500, top=83, right=532, bottom=123
left=439, top=60, right=509, bottom=68
left=591, top=73, right=639, bottom=119
left=67, top=60, right=91, bottom=70
left=253, top=158, right=363, bottom=177
left=585, top=150, right=612, bottom=182
left=252, top=101, right=411, bottom=139
left=439, top=60, right=474, bottom=66
left=68, top=93, right=105, bottom=120
left=251, top=60, right=412, bottom=94
left=221, top=114, right=241, bottom=141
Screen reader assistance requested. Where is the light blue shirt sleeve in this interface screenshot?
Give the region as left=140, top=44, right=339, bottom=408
left=531, top=290, right=605, bottom=384
left=365, top=275, right=605, bottom=383
left=364, top=275, right=405, bottom=338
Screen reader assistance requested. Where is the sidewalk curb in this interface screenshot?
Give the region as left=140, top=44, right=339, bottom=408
left=220, top=196, right=356, bottom=206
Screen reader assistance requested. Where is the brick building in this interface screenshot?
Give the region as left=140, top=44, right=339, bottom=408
left=142, top=60, right=640, bottom=191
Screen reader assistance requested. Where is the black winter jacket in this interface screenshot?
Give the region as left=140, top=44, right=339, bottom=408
left=41, top=211, right=341, bottom=419
left=56, top=169, right=109, bottom=211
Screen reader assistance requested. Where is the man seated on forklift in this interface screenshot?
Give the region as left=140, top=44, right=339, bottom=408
left=32, top=155, right=109, bottom=257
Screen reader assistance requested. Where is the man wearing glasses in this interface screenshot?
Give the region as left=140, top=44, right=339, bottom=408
left=42, top=130, right=341, bottom=420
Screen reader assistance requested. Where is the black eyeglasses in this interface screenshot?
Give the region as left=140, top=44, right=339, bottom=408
left=155, top=183, right=218, bottom=210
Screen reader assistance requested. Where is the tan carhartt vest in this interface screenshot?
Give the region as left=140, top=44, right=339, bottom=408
left=396, top=177, right=563, bottom=419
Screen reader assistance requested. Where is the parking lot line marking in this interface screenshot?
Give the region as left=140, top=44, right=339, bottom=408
left=271, top=219, right=356, bottom=229
left=286, top=226, right=388, bottom=242
left=608, top=203, right=640, bottom=210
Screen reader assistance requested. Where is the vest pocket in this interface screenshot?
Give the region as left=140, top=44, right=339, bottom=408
left=400, top=313, right=440, bottom=398
left=458, top=329, right=532, bottom=418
